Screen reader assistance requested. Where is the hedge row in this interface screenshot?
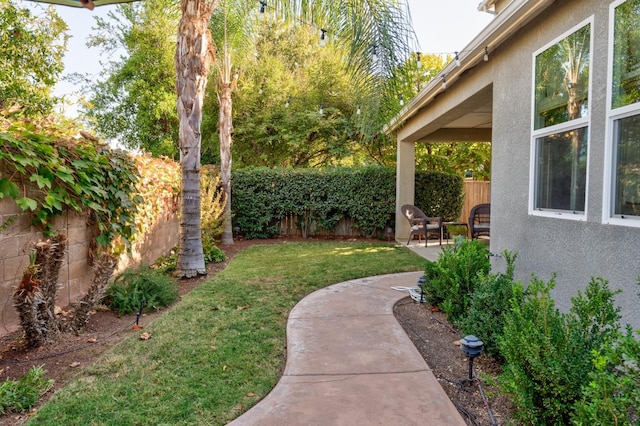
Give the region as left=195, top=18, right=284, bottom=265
left=231, top=167, right=463, bottom=239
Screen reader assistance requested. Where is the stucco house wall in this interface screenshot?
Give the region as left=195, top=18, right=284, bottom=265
left=394, top=0, right=640, bottom=329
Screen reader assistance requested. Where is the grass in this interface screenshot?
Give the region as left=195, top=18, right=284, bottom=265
left=28, top=241, right=426, bottom=425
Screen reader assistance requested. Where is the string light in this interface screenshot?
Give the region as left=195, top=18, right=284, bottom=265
left=259, top=1, right=266, bottom=15
left=416, top=52, right=421, bottom=68
left=259, top=83, right=263, bottom=94
left=441, top=74, right=446, bottom=90
left=319, top=103, right=324, bottom=115
left=356, top=103, right=362, bottom=115
left=399, top=94, right=404, bottom=106
left=484, top=47, right=489, bottom=62
left=320, top=29, right=327, bottom=47
left=285, top=96, right=290, bottom=108
left=372, top=44, right=379, bottom=63
left=454, top=51, right=461, bottom=67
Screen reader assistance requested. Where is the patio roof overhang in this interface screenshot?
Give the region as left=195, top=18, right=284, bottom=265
left=385, top=0, right=555, bottom=142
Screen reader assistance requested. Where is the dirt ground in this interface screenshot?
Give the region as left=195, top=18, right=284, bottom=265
left=0, top=238, right=512, bottom=425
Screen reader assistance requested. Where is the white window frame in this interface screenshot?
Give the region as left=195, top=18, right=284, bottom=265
left=529, top=18, right=594, bottom=221
left=603, top=0, right=640, bottom=228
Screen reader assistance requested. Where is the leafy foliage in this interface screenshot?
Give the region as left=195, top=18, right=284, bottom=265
left=498, top=276, right=623, bottom=425
left=0, top=117, right=140, bottom=250
left=416, top=142, right=492, bottom=181
left=200, top=166, right=227, bottom=251
left=0, top=366, right=53, bottom=414
left=82, top=0, right=180, bottom=157
left=0, top=1, right=67, bottom=116
left=421, top=238, right=490, bottom=324
left=460, top=251, right=520, bottom=359
left=232, top=167, right=463, bottom=239
left=573, top=325, right=640, bottom=425
left=415, top=171, right=464, bottom=221
left=104, top=266, right=179, bottom=316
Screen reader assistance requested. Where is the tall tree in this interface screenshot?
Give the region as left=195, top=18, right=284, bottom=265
left=0, top=0, right=67, bottom=116
left=83, top=0, right=180, bottom=157
left=207, top=0, right=417, bottom=245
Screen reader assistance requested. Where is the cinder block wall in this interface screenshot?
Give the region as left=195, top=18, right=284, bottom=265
left=0, top=196, right=178, bottom=338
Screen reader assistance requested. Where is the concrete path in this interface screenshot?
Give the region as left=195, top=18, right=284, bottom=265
left=229, top=270, right=465, bottom=426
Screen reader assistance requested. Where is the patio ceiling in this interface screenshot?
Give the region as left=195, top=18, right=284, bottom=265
left=399, top=85, right=493, bottom=144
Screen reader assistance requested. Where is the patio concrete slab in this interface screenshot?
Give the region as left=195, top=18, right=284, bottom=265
left=228, top=270, right=466, bottom=426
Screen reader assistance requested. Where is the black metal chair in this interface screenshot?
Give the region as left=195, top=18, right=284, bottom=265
left=469, top=203, right=490, bottom=239
left=400, top=204, right=442, bottom=246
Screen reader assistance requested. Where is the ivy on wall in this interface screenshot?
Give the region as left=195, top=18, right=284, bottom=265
left=231, top=167, right=463, bottom=239
left=0, top=115, right=141, bottom=252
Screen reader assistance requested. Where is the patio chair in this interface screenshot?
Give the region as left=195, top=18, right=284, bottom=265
left=401, top=204, right=443, bottom=246
left=469, top=203, right=490, bottom=239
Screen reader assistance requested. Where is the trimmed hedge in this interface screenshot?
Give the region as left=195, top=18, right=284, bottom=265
left=231, top=167, right=462, bottom=239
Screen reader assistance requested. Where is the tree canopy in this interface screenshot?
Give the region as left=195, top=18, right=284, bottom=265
left=0, top=0, right=68, bottom=116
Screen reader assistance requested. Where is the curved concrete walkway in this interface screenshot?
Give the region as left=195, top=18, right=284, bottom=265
left=229, top=271, right=465, bottom=426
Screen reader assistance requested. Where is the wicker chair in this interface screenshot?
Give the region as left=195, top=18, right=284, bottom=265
left=400, top=204, right=443, bottom=246
left=469, top=203, right=490, bottom=239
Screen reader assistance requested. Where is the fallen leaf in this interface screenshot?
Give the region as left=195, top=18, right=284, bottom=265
left=139, top=332, right=151, bottom=340
left=87, top=338, right=97, bottom=343
left=210, top=345, right=217, bottom=350
left=236, top=305, right=249, bottom=310
left=234, top=405, right=243, bottom=412
left=223, top=365, right=227, bottom=371
left=70, top=362, right=81, bottom=368
left=453, top=340, right=461, bottom=346
left=246, top=392, right=256, bottom=397
left=211, top=307, right=219, bottom=311
left=132, top=325, right=144, bottom=330
left=430, top=306, right=440, bottom=312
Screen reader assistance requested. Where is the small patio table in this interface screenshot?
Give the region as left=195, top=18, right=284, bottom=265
left=442, top=221, right=469, bottom=243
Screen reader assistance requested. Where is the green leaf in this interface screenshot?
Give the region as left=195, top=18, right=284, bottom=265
left=29, top=173, right=52, bottom=189
left=0, top=178, right=19, bottom=199
left=16, top=197, right=38, bottom=211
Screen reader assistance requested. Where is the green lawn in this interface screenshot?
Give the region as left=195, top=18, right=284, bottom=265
left=28, top=241, right=425, bottom=425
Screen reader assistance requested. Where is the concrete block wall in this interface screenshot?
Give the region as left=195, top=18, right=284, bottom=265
left=0, top=197, right=179, bottom=338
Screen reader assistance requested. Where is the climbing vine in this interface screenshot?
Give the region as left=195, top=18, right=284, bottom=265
left=0, top=113, right=140, bottom=252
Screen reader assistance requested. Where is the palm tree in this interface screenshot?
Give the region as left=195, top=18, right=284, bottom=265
left=174, top=0, right=218, bottom=277
left=205, top=0, right=417, bottom=247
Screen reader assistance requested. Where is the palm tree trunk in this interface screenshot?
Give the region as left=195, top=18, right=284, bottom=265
left=175, top=0, right=217, bottom=278
left=219, top=49, right=235, bottom=244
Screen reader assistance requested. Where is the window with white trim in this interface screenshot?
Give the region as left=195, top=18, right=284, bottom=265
left=607, top=0, right=640, bottom=221
left=531, top=22, right=591, bottom=217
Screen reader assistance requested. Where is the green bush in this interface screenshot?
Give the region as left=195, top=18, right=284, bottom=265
left=421, top=238, right=490, bottom=324
left=573, top=326, right=640, bottom=425
left=231, top=167, right=463, bottom=239
left=204, top=244, right=225, bottom=264
left=460, top=251, right=520, bottom=359
left=104, top=267, right=179, bottom=316
left=415, top=171, right=464, bottom=221
left=498, top=276, right=622, bottom=425
left=0, top=366, right=53, bottom=414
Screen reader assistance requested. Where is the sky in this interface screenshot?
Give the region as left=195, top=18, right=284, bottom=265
left=24, top=0, right=495, bottom=116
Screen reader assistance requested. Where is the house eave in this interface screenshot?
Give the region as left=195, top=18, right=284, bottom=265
left=385, top=0, right=555, bottom=136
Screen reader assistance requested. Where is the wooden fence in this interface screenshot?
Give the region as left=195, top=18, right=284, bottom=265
left=458, top=180, right=491, bottom=223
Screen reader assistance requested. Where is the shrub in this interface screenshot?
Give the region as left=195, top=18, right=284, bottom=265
left=0, top=366, right=53, bottom=414
left=201, top=166, right=226, bottom=248
left=104, top=267, right=179, bottom=316
left=498, top=276, right=622, bottom=425
left=204, top=245, right=225, bottom=264
left=231, top=167, right=463, bottom=239
left=421, top=237, right=490, bottom=324
left=573, top=325, right=640, bottom=425
left=460, top=251, right=520, bottom=359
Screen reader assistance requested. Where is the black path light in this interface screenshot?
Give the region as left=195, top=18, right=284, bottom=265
left=459, top=335, right=498, bottom=426
left=459, top=335, right=483, bottom=381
